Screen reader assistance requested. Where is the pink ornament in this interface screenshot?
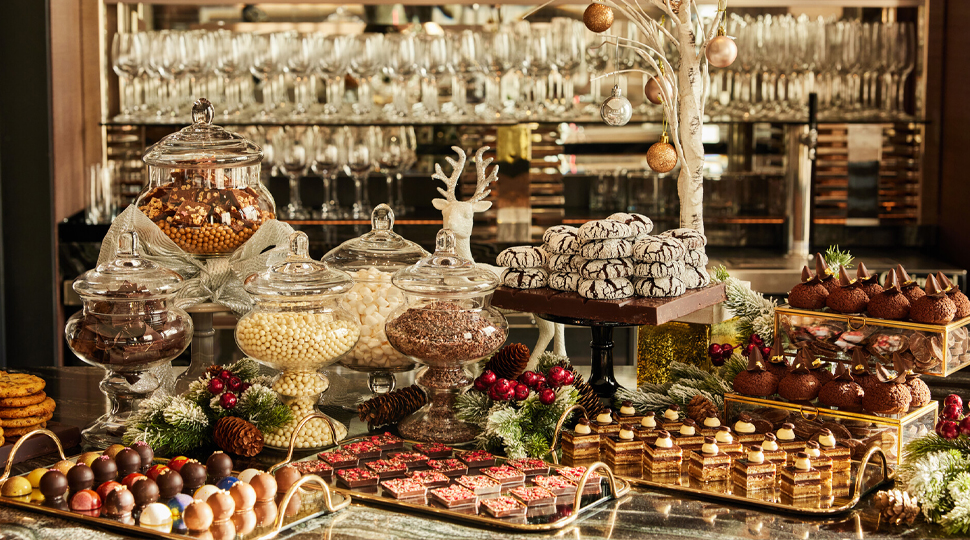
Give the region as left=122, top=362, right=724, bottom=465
left=644, top=76, right=672, bottom=105
left=706, top=35, right=738, bottom=68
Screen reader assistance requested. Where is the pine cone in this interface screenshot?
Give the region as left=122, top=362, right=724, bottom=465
left=687, top=395, right=719, bottom=424
left=573, top=379, right=604, bottom=419
left=874, top=489, right=920, bottom=526
left=358, top=385, right=428, bottom=429
left=213, top=416, right=264, bottom=457
left=483, top=343, right=531, bottom=381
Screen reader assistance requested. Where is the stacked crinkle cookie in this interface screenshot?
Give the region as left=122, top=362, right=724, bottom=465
left=498, top=214, right=712, bottom=301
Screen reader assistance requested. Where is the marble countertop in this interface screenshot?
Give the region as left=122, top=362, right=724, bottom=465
left=0, top=365, right=948, bottom=540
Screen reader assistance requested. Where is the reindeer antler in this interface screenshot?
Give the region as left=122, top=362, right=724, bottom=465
left=431, top=146, right=467, bottom=202
left=471, top=146, right=498, bottom=203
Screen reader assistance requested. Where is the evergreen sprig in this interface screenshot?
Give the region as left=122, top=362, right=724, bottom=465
left=616, top=360, right=738, bottom=413
left=824, top=245, right=854, bottom=271
left=236, top=384, right=293, bottom=432
left=905, top=435, right=970, bottom=463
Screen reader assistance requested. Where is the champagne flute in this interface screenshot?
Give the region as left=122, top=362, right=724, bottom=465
left=317, top=35, right=350, bottom=118
left=379, top=127, right=405, bottom=210
left=349, top=34, right=385, bottom=119
left=344, top=126, right=380, bottom=218
left=275, top=126, right=311, bottom=220
left=310, top=126, right=345, bottom=219
left=111, top=32, right=144, bottom=121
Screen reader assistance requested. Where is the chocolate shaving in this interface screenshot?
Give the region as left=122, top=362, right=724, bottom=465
left=875, top=364, right=906, bottom=384
left=800, top=266, right=813, bottom=283
left=851, top=347, right=871, bottom=374
left=938, top=272, right=959, bottom=293
left=838, top=266, right=855, bottom=288
left=856, top=262, right=877, bottom=283
left=896, top=264, right=913, bottom=285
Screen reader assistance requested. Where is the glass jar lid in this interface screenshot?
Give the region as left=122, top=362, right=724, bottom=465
left=244, top=231, right=353, bottom=299
left=73, top=231, right=184, bottom=298
left=391, top=229, right=499, bottom=297
left=323, top=204, right=428, bottom=273
left=143, top=98, right=262, bottom=169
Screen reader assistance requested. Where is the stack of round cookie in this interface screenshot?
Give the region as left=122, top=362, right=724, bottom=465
left=606, top=212, right=654, bottom=241
left=0, top=372, right=55, bottom=442
left=631, top=234, right=688, bottom=297
left=575, top=219, right=636, bottom=300
left=661, top=228, right=710, bottom=289
left=542, top=225, right=584, bottom=292
left=497, top=246, right=549, bottom=289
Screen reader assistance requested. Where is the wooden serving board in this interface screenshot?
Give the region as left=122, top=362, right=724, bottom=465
left=0, top=423, right=80, bottom=465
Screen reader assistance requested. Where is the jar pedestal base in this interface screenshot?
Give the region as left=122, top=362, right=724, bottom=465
left=397, top=365, right=479, bottom=444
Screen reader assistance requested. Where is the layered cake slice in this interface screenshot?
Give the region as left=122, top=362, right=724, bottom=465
left=430, top=485, right=477, bottom=508
left=775, top=423, right=805, bottom=452
left=604, top=425, right=644, bottom=465
left=780, top=452, right=822, bottom=498
left=713, top=427, right=743, bottom=458
left=413, top=442, right=452, bottom=459
left=688, top=437, right=731, bottom=482
left=561, top=418, right=600, bottom=465
left=635, top=412, right=659, bottom=445
left=456, top=474, right=501, bottom=496
left=644, top=430, right=682, bottom=474
left=699, top=413, right=722, bottom=437
left=817, top=429, right=851, bottom=473
left=483, top=465, right=526, bottom=486
left=407, top=469, right=450, bottom=489
left=731, top=445, right=776, bottom=490
left=804, top=441, right=833, bottom=483
left=617, top=400, right=644, bottom=427
left=733, top=413, right=765, bottom=445
left=658, top=405, right=683, bottom=433
left=674, top=419, right=704, bottom=452
left=591, top=409, right=621, bottom=449
left=759, top=433, right=788, bottom=473
left=479, top=495, right=527, bottom=518
left=509, top=485, right=556, bottom=507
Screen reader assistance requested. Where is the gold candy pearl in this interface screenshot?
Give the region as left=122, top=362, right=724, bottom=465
left=583, top=3, right=614, bottom=33
left=647, top=135, right=678, bottom=173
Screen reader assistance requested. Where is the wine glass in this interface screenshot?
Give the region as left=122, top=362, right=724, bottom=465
left=551, top=18, right=585, bottom=118
left=893, top=22, right=916, bottom=117
left=284, top=33, right=315, bottom=117
left=112, top=32, right=144, bottom=121
left=349, top=33, right=385, bottom=119
left=481, top=26, right=515, bottom=118
left=250, top=33, right=285, bottom=117
left=275, top=126, right=311, bottom=220
left=379, top=127, right=406, bottom=210
left=310, top=126, right=346, bottom=219
left=396, top=126, right=417, bottom=216
left=384, top=33, right=419, bottom=119
left=317, top=35, right=350, bottom=118
left=452, top=29, right=483, bottom=117
left=343, top=126, right=380, bottom=219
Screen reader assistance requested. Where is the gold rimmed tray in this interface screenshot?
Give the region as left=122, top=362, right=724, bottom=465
left=549, top=405, right=893, bottom=516
left=0, top=429, right=351, bottom=540
left=273, top=413, right=631, bottom=531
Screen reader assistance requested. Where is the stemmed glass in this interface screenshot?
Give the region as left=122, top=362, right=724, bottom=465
left=384, top=33, right=419, bottom=119
left=526, top=25, right=554, bottom=119
left=452, top=30, right=483, bottom=117
left=481, top=26, right=515, bottom=118
left=285, top=33, right=315, bottom=117
left=148, top=31, right=179, bottom=118
left=349, top=34, right=385, bottom=119
left=343, top=126, right=380, bottom=218
left=396, top=126, right=417, bottom=215
left=213, top=30, right=243, bottom=118
left=552, top=18, right=585, bottom=118
left=584, top=28, right=612, bottom=117
left=379, top=127, right=406, bottom=210
left=310, top=126, right=346, bottom=219
left=111, top=33, right=144, bottom=121
left=417, top=34, right=449, bottom=119
left=317, top=35, right=351, bottom=118
left=893, top=23, right=916, bottom=117
left=275, top=126, right=311, bottom=220
left=250, top=33, right=285, bottom=118
left=182, top=31, right=208, bottom=107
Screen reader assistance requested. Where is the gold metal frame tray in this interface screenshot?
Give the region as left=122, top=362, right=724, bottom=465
left=0, top=429, right=351, bottom=540
left=274, top=413, right=631, bottom=531
left=550, top=405, right=894, bottom=516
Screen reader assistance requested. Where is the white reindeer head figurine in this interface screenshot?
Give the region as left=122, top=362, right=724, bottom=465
left=432, top=146, right=498, bottom=244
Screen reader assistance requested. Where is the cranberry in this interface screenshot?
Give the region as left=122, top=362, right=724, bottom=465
left=488, top=384, right=507, bottom=402
left=218, top=370, right=232, bottom=381
left=207, top=378, right=225, bottom=394
left=494, top=378, right=512, bottom=393
left=940, top=420, right=960, bottom=440
left=743, top=343, right=756, bottom=357
left=220, top=392, right=237, bottom=409
left=539, top=388, right=556, bottom=406
left=708, top=344, right=723, bottom=357
left=946, top=394, right=964, bottom=411
left=960, top=416, right=970, bottom=437
left=518, top=371, right=538, bottom=388
left=761, top=346, right=771, bottom=358
left=943, top=404, right=963, bottom=421
left=561, top=370, right=575, bottom=386
left=548, top=366, right=565, bottom=381
left=514, top=383, right=530, bottom=401
left=751, top=334, right=764, bottom=346
left=711, top=354, right=726, bottom=367
left=480, top=370, right=497, bottom=386
left=240, top=382, right=252, bottom=393
left=473, top=378, right=489, bottom=392
left=532, top=374, right=546, bottom=389
left=227, top=377, right=243, bottom=392
left=721, top=343, right=734, bottom=355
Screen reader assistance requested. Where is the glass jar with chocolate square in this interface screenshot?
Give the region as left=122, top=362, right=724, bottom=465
left=137, top=99, right=275, bottom=257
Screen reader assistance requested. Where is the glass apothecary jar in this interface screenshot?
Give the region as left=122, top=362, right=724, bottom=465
left=236, top=231, right=358, bottom=449
left=136, top=98, right=275, bottom=257
left=323, top=204, right=428, bottom=395
left=386, top=229, right=509, bottom=444
left=65, top=231, right=193, bottom=447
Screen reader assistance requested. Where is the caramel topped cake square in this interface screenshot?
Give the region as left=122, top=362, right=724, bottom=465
left=635, top=412, right=660, bottom=445
left=698, top=414, right=723, bottom=437
left=644, top=430, right=682, bottom=474
left=674, top=419, right=704, bottom=452
left=775, top=423, right=805, bottom=452
left=757, top=433, right=788, bottom=472
left=616, top=400, right=645, bottom=426
left=562, top=418, right=600, bottom=461
left=658, top=405, right=684, bottom=433
left=732, top=414, right=766, bottom=444
left=730, top=446, right=776, bottom=490
left=591, top=409, right=620, bottom=450
left=780, top=452, right=822, bottom=498
left=604, top=426, right=644, bottom=465
left=712, top=427, right=744, bottom=457
left=687, top=438, right=731, bottom=482
left=817, top=429, right=851, bottom=472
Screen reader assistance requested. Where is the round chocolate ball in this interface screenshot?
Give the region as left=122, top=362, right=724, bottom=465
left=140, top=501, right=173, bottom=527
left=122, top=473, right=147, bottom=489
left=231, top=507, right=257, bottom=536
left=230, top=481, right=256, bottom=512
left=66, top=464, right=95, bottom=492
left=69, top=489, right=102, bottom=511
left=91, top=455, right=118, bottom=485
left=131, top=477, right=160, bottom=508
left=156, top=469, right=184, bottom=500
left=254, top=500, right=278, bottom=526
left=130, top=441, right=154, bottom=473
left=183, top=500, right=214, bottom=532
left=208, top=491, right=235, bottom=522
left=40, top=470, right=68, bottom=500
left=104, top=444, right=126, bottom=459
left=103, top=486, right=135, bottom=518
left=210, top=520, right=236, bottom=540
left=206, top=452, right=233, bottom=483
left=249, top=473, right=277, bottom=503
left=274, top=465, right=301, bottom=494
left=52, top=460, right=74, bottom=475
left=216, top=476, right=239, bottom=491
left=1, top=477, right=32, bottom=498
left=96, top=480, right=122, bottom=502
left=114, top=448, right=142, bottom=478
left=179, top=461, right=207, bottom=495
left=194, top=484, right=221, bottom=502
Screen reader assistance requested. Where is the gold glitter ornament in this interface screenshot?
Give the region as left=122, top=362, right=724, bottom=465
left=583, top=3, right=614, bottom=33
left=647, top=133, right=678, bottom=173
left=636, top=322, right=711, bottom=386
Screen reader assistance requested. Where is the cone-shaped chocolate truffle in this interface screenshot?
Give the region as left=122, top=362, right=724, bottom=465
left=788, top=266, right=829, bottom=309
left=826, top=266, right=869, bottom=314
left=867, top=269, right=910, bottom=320
left=849, top=347, right=879, bottom=395
left=778, top=350, right=820, bottom=402
left=765, top=339, right=790, bottom=380
left=910, top=274, right=956, bottom=324
left=818, top=362, right=864, bottom=411
left=938, top=272, right=970, bottom=319
left=816, top=253, right=839, bottom=294
left=896, top=265, right=926, bottom=304
left=807, top=356, right=835, bottom=387
left=732, top=346, right=779, bottom=397
left=856, top=262, right=884, bottom=298
left=893, top=352, right=931, bottom=408
left=862, top=364, right=912, bottom=414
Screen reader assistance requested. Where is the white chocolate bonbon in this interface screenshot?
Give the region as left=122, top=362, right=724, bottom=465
left=236, top=311, right=359, bottom=370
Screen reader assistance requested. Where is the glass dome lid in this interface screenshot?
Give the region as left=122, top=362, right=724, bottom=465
left=244, top=231, right=353, bottom=299
left=391, top=229, right=499, bottom=297
left=143, top=98, right=262, bottom=169
left=323, top=204, right=428, bottom=272
left=73, top=231, right=184, bottom=298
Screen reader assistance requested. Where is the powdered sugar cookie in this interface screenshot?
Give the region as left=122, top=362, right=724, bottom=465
left=542, top=225, right=578, bottom=244
left=578, top=277, right=634, bottom=300
left=577, top=258, right=633, bottom=280
left=496, top=246, right=548, bottom=268
left=682, top=266, right=711, bottom=289
left=660, top=228, right=707, bottom=249
left=684, top=249, right=708, bottom=267
left=547, top=253, right=582, bottom=273
left=578, top=220, right=634, bottom=242
left=633, top=260, right=686, bottom=278
left=632, top=235, right=687, bottom=263
left=543, top=232, right=580, bottom=255
left=548, top=272, right=582, bottom=292
left=634, top=276, right=687, bottom=298
left=501, top=268, right=548, bottom=289
left=579, top=239, right=633, bottom=259
left=608, top=212, right=654, bottom=238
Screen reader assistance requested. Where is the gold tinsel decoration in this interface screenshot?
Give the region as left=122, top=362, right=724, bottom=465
left=358, top=385, right=428, bottom=429
left=687, top=395, right=719, bottom=424
left=483, top=343, right=531, bottom=381
left=213, top=416, right=264, bottom=457
left=874, top=489, right=920, bottom=526
left=583, top=3, right=614, bottom=33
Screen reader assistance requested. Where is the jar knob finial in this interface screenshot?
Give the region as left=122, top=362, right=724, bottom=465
left=435, top=229, right=456, bottom=255
left=192, top=98, right=215, bottom=125
left=288, top=231, right=310, bottom=258
left=118, top=231, right=139, bottom=256
left=372, top=204, right=394, bottom=232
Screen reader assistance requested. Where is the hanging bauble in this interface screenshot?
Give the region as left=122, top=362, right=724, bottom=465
left=583, top=3, right=614, bottom=33
left=706, top=35, right=738, bottom=68
left=600, top=85, right=633, bottom=126
left=647, top=134, right=678, bottom=173
left=644, top=76, right=673, bottom=105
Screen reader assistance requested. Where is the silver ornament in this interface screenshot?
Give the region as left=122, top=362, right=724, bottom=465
left=600, top=85, right=633, bottom=127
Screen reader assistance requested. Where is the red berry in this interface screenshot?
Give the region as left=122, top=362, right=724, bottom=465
left=960, top=416, right=970, bottom=437
left=240, top=382, right=251, bottom=393
left=941, top=420, right=960, bottom=440
left=207, top=378, right=225, bottom=394
left=514, top=383, right=530, bottom=400
left=548, top=366, right=565, bottom=380
left=474, top=378, right=489, bottom=392
left=227, top=377, right=243, bottom=392
left=709, top=344, right=723, bottom=357
left=711, top=355, right=726, bottom=367
left=488, top=384, right=507, bottom=401
left=946, top=394, right=964, bottom=410
left=494, top=378, right=512, bottom=393
left=218, top=370, right=232, bottom=381
left=533, top=374, right=546, bottom=389
left=539, top=388, right=556, bottom=406
left=751, top=334, right=764, bottom=346
left=480, top=370, right=497, bottom=386
left=743, top=343, right=756, bottom=357
left=561, top=371, right=575, bottom=386
left=761, top=346, right=771, bottom=358
left=721, top=343, right=734, bottom=354
left=220, top=392, right=237, bottom=409
left=943, top=404, right=963, bottom=421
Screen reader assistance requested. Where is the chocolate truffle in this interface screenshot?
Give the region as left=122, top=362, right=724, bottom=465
left=52, top=460, right=74, bottom=475
left=788, top=266, right=829, bottom=310
left=894, top=353, right=932, bottom=408
left=274, top=465, right=302, bottom=494
left=114, top=448, right=142, bottom=478
left=122, top=473, right=147, bottom=489
left=856, top=262, right=884, bottom=298
left=179, top=461, right=207, bottom=495
left=66, top=463, right=95, bottom=492
left=825, top=267, right=870, bottom=314
left=938, top=273, right=970, bottom=319
left=807, top=357, right=835, bottom=387
left=765, top=339, right=790, bottom=380
left=131, top=441, right=154, bottom=473
left=862, top=365, right=912, bottom=415
left=103, top=486, right=135, bottom=518
left=867, top=269, right=911, bottom=320
left=818, top=363, right=864, bottom=411
left=896, top=265, right=926, bottom=304
left=230, top=481, right=256, bottom=512
left=732, top=346, right=778, bottom=397
left=69, top=489, right=102, bottom=512
left=104, top=444, right=126, bottom=459
left=131, top=477, right=160, bottom=508
left=814, top=253, right=839, bottom=294
left=1, top=477, right=31, bottom=498
left=849, top=348, right=879, bottom=395
left=206, top=452, right=233, bottom=484
left=208, top=491, right=236, bottom=522
left=250, top=473, right=277, bottom=503
left=778, top=351, right=820, bottom=402
left=40, top=470, right=68, bottom=500
left=78, top=451, right=102, bottom=468
left=156, top=468, right=184, bottom=500
left=91, top=455, right=118, bottom=485
left=911, top=274, right=956, bottom=324
left=147, top=464, right=170, bottom=481
left=96, top=480, right=123, bottom=502
left=183, top=500, right=214, bottom=532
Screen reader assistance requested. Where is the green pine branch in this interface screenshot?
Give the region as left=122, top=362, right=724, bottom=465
left=905, top=435, right=970, bottom=462
left=824, top=245, right=854, bottom=271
